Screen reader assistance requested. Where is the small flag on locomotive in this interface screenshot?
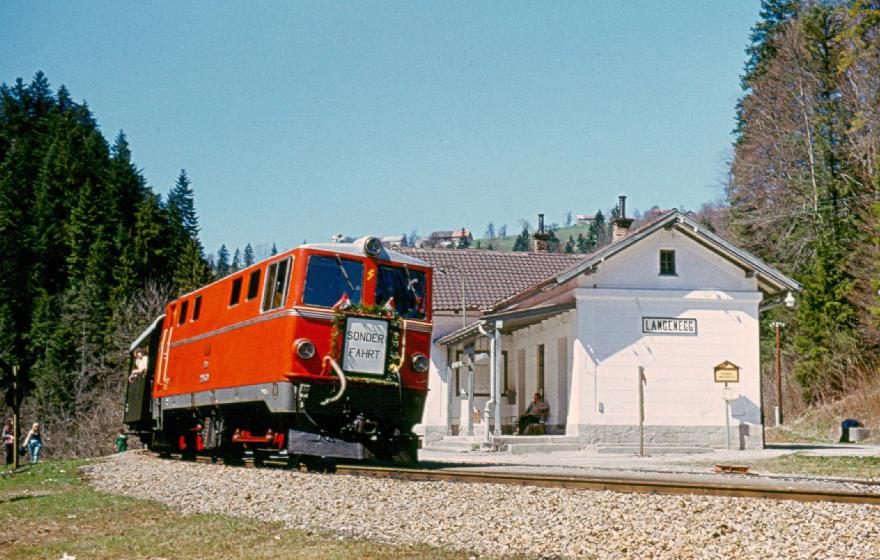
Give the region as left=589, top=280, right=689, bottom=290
left=123, top=237, right=432, bottom=464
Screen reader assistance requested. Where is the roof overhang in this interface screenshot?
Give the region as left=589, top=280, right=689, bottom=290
left=482, top=302, right=576, bottom=333
left=436, top=302, right=575, bottom=346
left=436, top=321, right=484, bottom=346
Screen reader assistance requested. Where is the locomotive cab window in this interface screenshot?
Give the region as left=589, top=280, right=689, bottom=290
left=246, top=269, right=261, bottom=300
left=303, top=255, right=363, bottom=308
left=178, top=300, right=189, bottom=325
left=192, top=295, right=202, bottom=321
left=659, top=250, right=676, bottom=276
left=262, top=257, right=292, bottom=312
left=376, top=265, right=427, bottom=319
left=229, top=277, right=243, bottom=306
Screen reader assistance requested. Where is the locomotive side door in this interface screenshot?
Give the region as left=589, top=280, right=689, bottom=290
left=124, top=315, right=165, bottom=428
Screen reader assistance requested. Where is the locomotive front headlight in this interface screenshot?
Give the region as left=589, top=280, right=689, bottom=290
left=295, top=338, right=316, bottom=360
left=363, top=236, right=383, bottom=257
left=411, top=353, right=429, bottom=373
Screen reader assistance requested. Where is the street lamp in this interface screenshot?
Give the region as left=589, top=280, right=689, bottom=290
left=770, top=321, right=785, bottom=425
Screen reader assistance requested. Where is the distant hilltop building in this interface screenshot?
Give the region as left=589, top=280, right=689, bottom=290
left=423, top=228, right=472, bottom=249
left=576, top=214, right=595, bottom=226
left=380, top=235, right=406, bottom=249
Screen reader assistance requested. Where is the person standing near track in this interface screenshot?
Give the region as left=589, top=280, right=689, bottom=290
left=2, top=420, right=14, bottom=465
left=21, top=423, right=43, bottom=464
left=116, top=428, right=128, bottom=453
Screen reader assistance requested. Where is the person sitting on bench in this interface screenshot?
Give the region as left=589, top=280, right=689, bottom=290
left=518, top=393, right=549, bottom=434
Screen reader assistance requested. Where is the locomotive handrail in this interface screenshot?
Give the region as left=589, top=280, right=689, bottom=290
left=157, top=325, right=172, bottom=388
left=320, top=356, right=348, bottom=406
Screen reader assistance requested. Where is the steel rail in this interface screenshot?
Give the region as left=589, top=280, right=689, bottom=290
left=330, top=465, right=880, bottom=506
left=170, top=453, right=880, bottom=506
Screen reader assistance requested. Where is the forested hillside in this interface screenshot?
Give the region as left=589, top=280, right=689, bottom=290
left=729, top=1, right=879, bottom=403
left=0, top=72, right=212, bottom=455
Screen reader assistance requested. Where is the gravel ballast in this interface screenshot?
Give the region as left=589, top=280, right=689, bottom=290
left=88, top=451, right=880, bottom=559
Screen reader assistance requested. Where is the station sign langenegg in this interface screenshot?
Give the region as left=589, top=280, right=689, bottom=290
left=641, top=317, right=697, bottom=335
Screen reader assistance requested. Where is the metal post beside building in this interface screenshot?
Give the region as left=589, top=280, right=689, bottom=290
left=493, top=322, right=503, bottom=436
left=771, top=321, right=785, bottom=426
left=638, top=366, right=645, bottom=457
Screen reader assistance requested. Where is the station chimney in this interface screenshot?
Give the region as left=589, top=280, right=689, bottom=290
left=611, top=194, right=634, bottom=243
left=532, top=213, right=551, bottom=252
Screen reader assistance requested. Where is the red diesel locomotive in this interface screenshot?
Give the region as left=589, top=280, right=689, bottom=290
left=123, top=237, right=432, bottom=464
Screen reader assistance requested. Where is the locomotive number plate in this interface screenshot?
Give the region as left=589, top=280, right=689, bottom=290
left=342, top=317, right=389, bottom=375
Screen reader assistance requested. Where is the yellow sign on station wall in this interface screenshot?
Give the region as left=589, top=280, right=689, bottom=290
left=714, top=361, right=740, bottom=383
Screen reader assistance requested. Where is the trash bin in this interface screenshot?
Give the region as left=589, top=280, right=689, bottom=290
left=840, top=419, right=860, bottom=443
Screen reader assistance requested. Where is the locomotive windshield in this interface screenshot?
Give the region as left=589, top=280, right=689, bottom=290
left=376, top=265, right=427, bottom=319
left=303, top=255, right=364, bottom=307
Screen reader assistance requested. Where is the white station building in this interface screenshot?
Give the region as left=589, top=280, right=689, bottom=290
left=401, top=198, right=801, bottom=450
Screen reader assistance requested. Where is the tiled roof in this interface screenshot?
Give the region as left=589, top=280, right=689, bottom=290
left=396, top=248, right=587, bottom=312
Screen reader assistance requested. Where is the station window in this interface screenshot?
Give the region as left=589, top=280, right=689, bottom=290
left=660, top=250, right=676, bottom=276
left=192, top=295, right=202, bottom=321
left=178, top=300, right=189, bottom=325
left=246, top=269, right=261, bottom=300
left=229, top=277, right=243, bottom=306
left=262, top=257, right=292, bottom=312
left=537, top=344, right=545, bottom=395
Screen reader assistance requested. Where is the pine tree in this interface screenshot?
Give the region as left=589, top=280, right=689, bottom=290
left=270, top=243, right=278, bottom=256
left=512, top=225, right=530, bottom=252
left=587, top=210, right=606, bottom=250
left=167, top=169, right=199, bottom=238
left=243, top=243, right=256, bottom=267
left=576, top=233, right=588, bottom=253
left=231, top=248, right=241, bottom=272
left=216, top=245, right=231, bottom=277
left=175, top=238, right=213, bottom=294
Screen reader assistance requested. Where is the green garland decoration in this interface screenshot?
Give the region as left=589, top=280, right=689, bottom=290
left=326, top=303, right=401, bottom=386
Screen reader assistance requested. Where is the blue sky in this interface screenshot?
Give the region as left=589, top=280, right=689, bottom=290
left=2, top=2, right=759, bottom=255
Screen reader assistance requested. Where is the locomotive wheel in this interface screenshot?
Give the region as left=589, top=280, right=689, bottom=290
left=221, top=449, right=245, bottom=466
left=390, top=448, right=418, bottom=465
left=180, top=431, right=198, bottom=461
left=389, top=437, right=419, bottom=465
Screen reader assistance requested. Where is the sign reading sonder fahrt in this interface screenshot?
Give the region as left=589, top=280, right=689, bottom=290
left=642, top=317, right=698, bottom=335
left=342, top=317, right=389, bottom=375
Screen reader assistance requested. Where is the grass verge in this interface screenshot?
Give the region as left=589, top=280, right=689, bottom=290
left=0, top=459, right=473, bottom=560
left=751, top=453, right=880, bottom=480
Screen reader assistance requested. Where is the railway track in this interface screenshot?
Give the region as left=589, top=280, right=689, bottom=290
left=331, top=464, right=880, bottom=505
left=174, top=452, right=880, bottom=506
